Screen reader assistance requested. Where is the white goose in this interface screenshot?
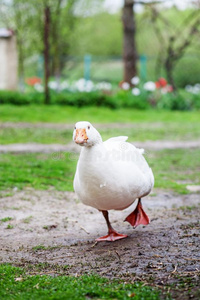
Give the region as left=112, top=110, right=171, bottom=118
left=73, top=121, right=154, bottom=242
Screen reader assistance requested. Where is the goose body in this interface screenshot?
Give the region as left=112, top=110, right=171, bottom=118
left=73, top=121, right=154, bottom=241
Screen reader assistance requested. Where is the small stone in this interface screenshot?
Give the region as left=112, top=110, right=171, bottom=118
left=186, top=185, right=200, bottom=192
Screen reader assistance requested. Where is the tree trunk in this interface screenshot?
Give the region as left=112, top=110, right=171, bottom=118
left=165, top=59, right=176, bottom=91
left=44, top=6, right=50, bottom=104
left=122, top=0, right=137, bottom=84
left=165, top=40, right=176, bottom=90
left=17, top=36, right=25, bottom=92
left=51, top=0, right=62, bottom=92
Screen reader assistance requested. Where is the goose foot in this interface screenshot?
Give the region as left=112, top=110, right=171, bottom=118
left=124, top=198, right=150, bottom=228
left=96, top=230, right=127, bottom=242
left=97, top=210, right=127, bottom=242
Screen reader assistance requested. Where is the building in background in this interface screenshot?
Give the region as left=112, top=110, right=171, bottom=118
left=0, top=28, right=18, bottom=90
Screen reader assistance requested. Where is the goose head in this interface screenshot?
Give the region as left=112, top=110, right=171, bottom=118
left=73, top=121, right=102, bottom=147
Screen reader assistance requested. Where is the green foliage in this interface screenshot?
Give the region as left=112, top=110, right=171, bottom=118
left=174, top=54, right=200, bottom=87
left=1, top=2, right=200, bottom=87
left=0, top=89, right=200, bottom=110
left=111, top=90, right=150, bottom=110
left=70, top=12, right=122, bottom=56
left=157, top=90, right=200, bottom=111
left=0, top=0, right=79, bottom=73
left=54, top=91, right=115, bottom=108
left=68, top=7, right=200, bottom=87
left=157, top=91, right=191, bottom=111
left=0, top=264, right=162, bottom=300
left=0, top=90, right=43, bottom=105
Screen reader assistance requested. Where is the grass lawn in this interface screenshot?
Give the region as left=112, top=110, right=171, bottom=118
left=0, top=264, right=162, bottom=300
left=0, top=152, right=76, bottom=192
left=0, top=149, right=199, bottom=193
left=0, top=106, right=199, bottom=193
left=0, top=104, right=200, bottom=123
left=0, top=122, right=200, bottom=145
left=0, top=127, right=73, bottom=145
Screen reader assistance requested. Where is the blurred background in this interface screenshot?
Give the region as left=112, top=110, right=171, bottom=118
left=0, top=0, right=200, bottom=109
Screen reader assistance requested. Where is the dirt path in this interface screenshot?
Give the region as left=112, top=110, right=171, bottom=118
left=0, top=122, right=166, bottom=130
left=1, top=139, right=200, bottom=153
left=0, top=189, right=199, bottom=291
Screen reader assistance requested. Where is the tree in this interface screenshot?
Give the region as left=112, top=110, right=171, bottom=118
left=150, top=5, right=200, bottom=89
left=0, top=0, right=78, bottom=102
left=122, top=0, right=137, bottom=84
left=50, top=0, right=77, bottom=89
left=0, top=0, right=38, bottom=90
left=44, top=5, right=50, bottom=104
left=122, top=0, right=161, bottom=84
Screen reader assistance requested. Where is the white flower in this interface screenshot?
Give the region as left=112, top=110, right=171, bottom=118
left=96, top=82, right=112, bottom=91
left=74, top=78, right=94, bottom=92
left=60, top=80, right=69, bottom=90
left=194, top=84, right=200, bottom=94
left=143, top=81, right=156, bottom=92
left=34, top=83, right=44, bottom=92
left=121, top=82, right=130, bottom=90
left=132, top=87, right=140, bottom=96
left=85, top=80, right=94, bottom=92
left=75, top=78, right=86, bottom=91
left=131, top=76, right=140, bottom=85
left=194, top=83, right=200, bottom=89
left=48, top=81, right=58, bottom=90
left=185, top=85, right=193, bottom=93
left=185, top=84, right=200, bottom=94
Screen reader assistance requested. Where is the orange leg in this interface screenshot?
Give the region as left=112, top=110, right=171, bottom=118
left=124, top=198, right=150, bottom=228
left=96, top=210, right=127, bottom=242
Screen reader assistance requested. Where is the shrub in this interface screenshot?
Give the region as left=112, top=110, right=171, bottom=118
left=0, top=89, right=199, bottom=111
left=0, top=90, right=43, bottom=105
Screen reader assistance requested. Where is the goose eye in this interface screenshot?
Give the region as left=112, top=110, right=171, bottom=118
left=74, top=126, right=76, bottom=130
left=88, top=126, right=90, bottom=130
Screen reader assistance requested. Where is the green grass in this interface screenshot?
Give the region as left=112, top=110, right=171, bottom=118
left=100, top=123, right=200, bottom=142
left=0, top=127, right=73, bottom=145
left=0, top=152, right=77, bottom=191
left=0, top=217, right=13, bottom=222
left=0, top=149, right=199, bottom=193
left=32, top=245, right=48, bottom=251
left=6, top=224, right=14, bottom=229
left=0, top=105, right=200, bottom=123
left=148, top=148, right=200, bottom=194
left=0, top=122, right=200, bottom=144
left=0, top=264, right=162, bottom=300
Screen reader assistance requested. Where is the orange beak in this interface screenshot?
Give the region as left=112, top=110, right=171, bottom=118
left=75, top=128, right=88, bottom=144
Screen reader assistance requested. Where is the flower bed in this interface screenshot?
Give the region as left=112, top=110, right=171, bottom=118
left=0, top=77, right=199, bottom=110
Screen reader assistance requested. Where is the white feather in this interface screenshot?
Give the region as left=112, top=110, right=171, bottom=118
left=73, top=123, right=154, bottom=211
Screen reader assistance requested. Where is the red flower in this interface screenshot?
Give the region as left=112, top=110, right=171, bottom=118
left=26, top=77, right=41, bottom=86
left=155, top=81, right=161, bottom=89
left=158, top=77, right=167, bottom=87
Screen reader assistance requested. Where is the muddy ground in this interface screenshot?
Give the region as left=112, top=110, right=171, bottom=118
left=0, top=188, right=199, bottom=299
